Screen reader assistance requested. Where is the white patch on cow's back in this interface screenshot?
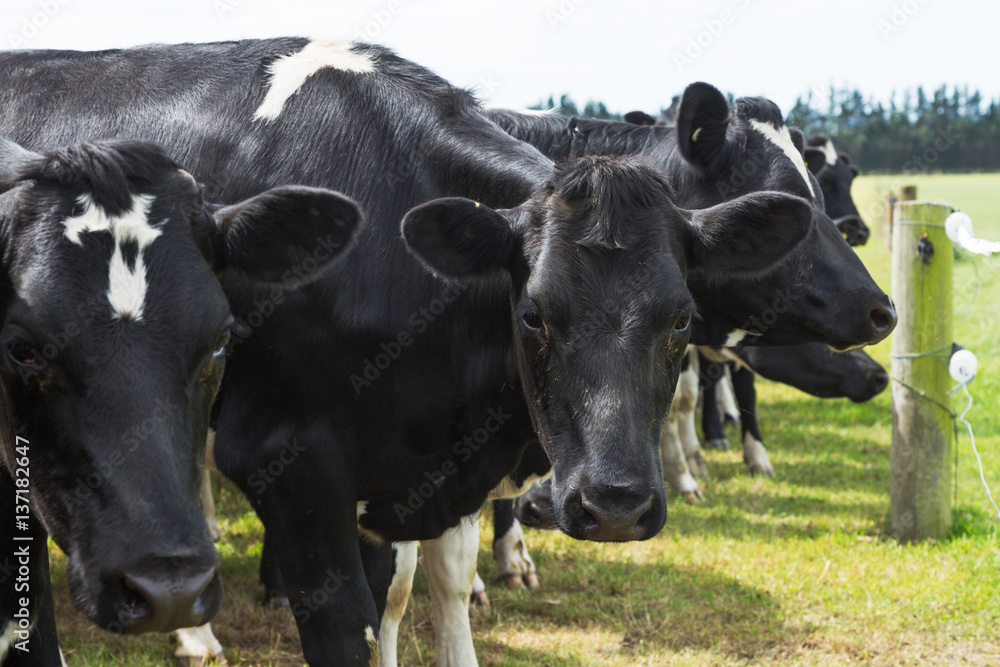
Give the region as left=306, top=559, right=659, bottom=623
left=63, top=193, right=161, bottom=321
left=479, top=101, right=555, bottom=117
left=821, top=138, right=838, bottom=166
left=724, top=329, right=749, bottom=347
left=748, top=120, right=816, bottom=199
left=254, top=39, right=376, bottom=122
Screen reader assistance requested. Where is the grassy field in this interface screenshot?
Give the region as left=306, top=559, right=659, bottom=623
left=50, top=173, right=1000, bottom=665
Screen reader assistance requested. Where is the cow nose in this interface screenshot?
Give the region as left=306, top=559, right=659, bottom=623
left=870, top=366, right=889, bottom=394
left=575, top=488, right=655, bottom=542
left=868, top=301, right=897, bottom=343
left=117, top=563, right=222, bottom=633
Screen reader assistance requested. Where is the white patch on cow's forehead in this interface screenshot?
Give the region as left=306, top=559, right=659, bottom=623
left=63, top=193, right=162, bottom=321
left=821, top=138, right=838, bottom=166
left=748, top=120, right=816, bottom=199
left=254, top=39, right=376, bottom=122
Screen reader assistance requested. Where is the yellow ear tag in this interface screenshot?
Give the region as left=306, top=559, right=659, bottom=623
left=691, top=127, right=703, bottom=142
left=474, top=201, right=480, bottom=208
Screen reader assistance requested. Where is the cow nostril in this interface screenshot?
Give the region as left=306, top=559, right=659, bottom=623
left=870, top=305, right=897, bottom=334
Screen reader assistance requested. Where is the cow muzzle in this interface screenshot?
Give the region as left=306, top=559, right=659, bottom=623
left=557, top=480, right=666, bottom=542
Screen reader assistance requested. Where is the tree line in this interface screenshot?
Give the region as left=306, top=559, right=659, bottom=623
left=533, top=87, right=1000, bottom=173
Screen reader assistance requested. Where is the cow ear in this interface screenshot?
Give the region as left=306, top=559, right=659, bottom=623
left=848, top=163, right=860, bottom=177
left=789, top=127, right=805, bottom=155
left=683, top=191, right=813, bottom=278
left=804, top=147, right=826, bottom=176
left=402, top=197, right=522, bottom=279
left=211, top=185, right=364, bottom=286
left=624, top=111, right=656, bottom=126
left=0, top=139, right=41, bottom=192
left=675, top=82, right=730, bottom=173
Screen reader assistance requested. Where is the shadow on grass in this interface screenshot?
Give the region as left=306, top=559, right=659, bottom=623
left=471, top=552, right=795, bottom=663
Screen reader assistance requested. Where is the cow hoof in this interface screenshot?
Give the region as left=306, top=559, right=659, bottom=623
left=265, top=593, right=290, bottom=611
left=207, top=521, right=223, bottom=542
left=743, top=435, right=774, bottom=478
left=748, top=463, right=776, bottom=478
left=525, top=572, right=540, bottom=589
left=500, top=572, right=527, bottom=590
left=681, top=489, right=703, bottom=504
left=722, top=413, right=740, bottom=428
left=687, top=452, right=710, bottom=478
left=707, top=438, right=730, bottom=451
left=469, top=589, right=491, bottom=612
left=178, top=657, right=228, bottom=667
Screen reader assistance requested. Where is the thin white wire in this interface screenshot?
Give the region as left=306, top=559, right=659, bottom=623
left=957, top=385, right=1000, bottom=524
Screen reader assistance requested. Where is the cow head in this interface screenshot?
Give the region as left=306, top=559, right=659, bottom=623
left=741, top=343, right=888, bottom=402
left=803, top=135, right=869, bottom=246
left=403, top=155, right=811, bottom=541
left=0, top=140, right=362, bottom=633
left=664, top=83, right=895, bottom=349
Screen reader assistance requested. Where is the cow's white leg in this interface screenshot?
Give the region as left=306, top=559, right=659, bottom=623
left=716, top=368, right=741, bottom=426
left=676, top=357, right=708, bottom=478
left=173, top=623, right=226, bottom=665
left=200, top=470, right=222, bottom=541
left=743, top=431, right=775, bottom=477
left=421, top=518, right=480, bottom=667
left=659, top=391, right=701, bottom=503
left=469, top=571, right=489, bottom=611
left=493, top=518, right=538, bottom=590
left=378, top=542, right=418, bottom=667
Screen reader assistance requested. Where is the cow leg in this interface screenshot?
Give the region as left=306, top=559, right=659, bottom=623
left=218, top=433, right=380, bottom=666
left=173, top=624, right=226, bottom=666
left=659, top=388, right=701, bottom=503
left=259, top=531, right=289, bottom=609
left=492, top=500, right=538, bottom=590
left=377, top=542, right=417, bottom=667
left=200, top=469, right=222, bottom=541
left=699, top=355, right=731, bottom=451
left=469, top=571, right=489, bottom=611
left=1, top=510, right=62, bottom=667
left=716, top=365, right=741, bottom=427
left=733, top=366, right=774, bottom=477
left=421, top=517, right=480, bottom=667
left=676, top=354, right=708, bottom=477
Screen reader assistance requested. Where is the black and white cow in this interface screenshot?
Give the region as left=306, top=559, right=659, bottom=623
left=803, top=134, right=868, bottom=246
left=696, top=343, right=888, bottom=475
left=0, top=40, right=825, bottom=665
left=0, top=138, right=362, bottom=665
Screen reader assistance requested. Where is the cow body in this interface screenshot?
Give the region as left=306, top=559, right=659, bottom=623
left=0, top=138, right=362, bottom=665
left=0, top=40, right=822, bottom=664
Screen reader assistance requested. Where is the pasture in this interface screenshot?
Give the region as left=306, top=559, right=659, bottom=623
left=49, top=173, right=1000, bottom=666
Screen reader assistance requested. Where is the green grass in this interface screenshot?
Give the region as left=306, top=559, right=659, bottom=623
left=51, top=174, right=1000, bottom=665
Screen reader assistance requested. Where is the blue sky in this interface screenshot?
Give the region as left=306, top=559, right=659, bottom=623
left=0, top=0, right=994, bottom=117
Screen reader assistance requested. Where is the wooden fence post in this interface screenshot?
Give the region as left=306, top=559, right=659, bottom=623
left=890, top=199, right=954, bottom=542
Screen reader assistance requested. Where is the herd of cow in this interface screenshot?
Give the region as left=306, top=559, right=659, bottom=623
left=0, top=37, right=897, bottom=667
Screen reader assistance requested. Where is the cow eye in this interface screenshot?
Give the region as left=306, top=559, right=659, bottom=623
left=674, top=312, right=692, bottom=333
left=212, top=329, right=231, bottom=358
left=521, top=310, right=543, bottom=334
left=5, top=334, right=41, bottom=369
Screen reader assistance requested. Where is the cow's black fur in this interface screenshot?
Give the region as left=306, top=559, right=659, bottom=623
left=0, top=138, right=362, bottom=665
left=804, top=134, right=869, bottom=246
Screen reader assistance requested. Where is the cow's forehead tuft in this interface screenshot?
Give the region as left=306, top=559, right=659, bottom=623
left=748, top=120, right=816, bottom=199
